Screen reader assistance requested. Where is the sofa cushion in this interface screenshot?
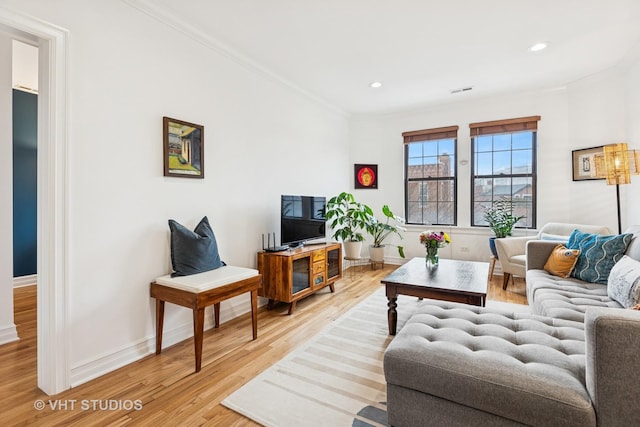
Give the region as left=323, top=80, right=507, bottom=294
left=607, top=255, right=640, bottom=308
left=544, top=244, right=580, bottom=278
left=567, top=230, right=633, bottom=284
left=526, top=269, right=622, bottom=322
left=384, top=301, right=595, bottom=426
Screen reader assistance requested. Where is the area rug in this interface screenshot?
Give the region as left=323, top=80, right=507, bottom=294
left=222, top=288, right=529, bottom=427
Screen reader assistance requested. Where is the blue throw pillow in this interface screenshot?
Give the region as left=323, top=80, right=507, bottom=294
left=168, top=216, right=224, bottom=277
left=566, top=230, right=633, bottom=284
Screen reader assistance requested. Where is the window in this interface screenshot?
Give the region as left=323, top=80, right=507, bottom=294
left=470, top=116, right=539, bottom=229
left=403, top=126, right=458, bottom=225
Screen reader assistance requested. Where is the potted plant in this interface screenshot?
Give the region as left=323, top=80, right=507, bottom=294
left=483, top=198, right=526, bottom=257
left=326, top=192, right=373, bottom=258
left=366, top=205, right=406, bottom=262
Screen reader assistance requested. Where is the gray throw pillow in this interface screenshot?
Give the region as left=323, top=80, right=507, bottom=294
left=168, top=216, right=223, bottom=277
left=607, top=255, right=640, bottom=308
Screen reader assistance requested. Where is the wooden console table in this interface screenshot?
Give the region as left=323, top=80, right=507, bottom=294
left=150, top=266, right=262, bottom=372
left=257, top=243, right=342, bottom=314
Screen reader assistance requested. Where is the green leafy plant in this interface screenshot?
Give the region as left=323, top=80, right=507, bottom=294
left=483, top=198, right=526, bottom=238
left=326, top=192, right=372, bottom=242
left=366, top=205, right=406, bottom=257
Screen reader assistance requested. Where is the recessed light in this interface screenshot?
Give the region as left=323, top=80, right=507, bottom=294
left=370, top=81, right=383, bottom=88
left=529, top=42, right=548, bottom=52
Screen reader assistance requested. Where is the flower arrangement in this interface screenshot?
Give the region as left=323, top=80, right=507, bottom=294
left=419, top=230, right=451, bottom=267
left=419, top=230, right=451, bottom=249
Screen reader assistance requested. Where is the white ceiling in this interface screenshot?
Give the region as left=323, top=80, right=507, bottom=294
left=147, top=0, right=640, bottom=115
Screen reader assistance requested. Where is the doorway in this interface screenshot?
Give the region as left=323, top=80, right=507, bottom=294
left=0, top=10, right=69, bottom=395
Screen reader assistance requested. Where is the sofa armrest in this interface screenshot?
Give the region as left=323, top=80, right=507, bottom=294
left=585, top=307, right=640, bottom=426
left=525, top=240, right=558, bottom=270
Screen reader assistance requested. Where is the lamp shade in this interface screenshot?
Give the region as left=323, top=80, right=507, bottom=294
left=592, top=143, right=640, bottom=185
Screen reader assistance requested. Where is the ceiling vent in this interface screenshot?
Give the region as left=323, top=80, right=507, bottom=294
left=450, top=86, right=473, bottom=94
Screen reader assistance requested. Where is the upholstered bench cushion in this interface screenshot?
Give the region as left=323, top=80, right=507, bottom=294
left=154, top=266, right=259, bottom=293
left=526, top=269, right=622, bottom=322
left=384, top=300, right=595, bottom=426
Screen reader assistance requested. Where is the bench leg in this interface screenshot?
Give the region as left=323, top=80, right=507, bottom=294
left=193, top=307, right=205, bottom=372
left=213, top=303, right=220, bottom=328
left=155, top=299, right=165, bottom=355
left=250, top=290, right=258, bottom=340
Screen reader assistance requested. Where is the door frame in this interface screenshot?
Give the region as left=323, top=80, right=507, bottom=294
left=0, top=7, right=69, bottom=395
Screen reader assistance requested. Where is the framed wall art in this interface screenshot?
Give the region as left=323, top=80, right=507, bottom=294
left=354, top=164, right=378, bottom=189
left=572, top=146, right=603, bottom=181
left=163, top=117, right=204, bottom=178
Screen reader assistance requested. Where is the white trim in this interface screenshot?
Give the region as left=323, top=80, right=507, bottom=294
left=0, top=6, right=70, bottom=395
left=13, top=275, right=37, bottom=287
left=0, top=324, right=19, bottom=345
left=70, top=300, right=259, bottom=386
left=122, top=0, right=347, bottom=118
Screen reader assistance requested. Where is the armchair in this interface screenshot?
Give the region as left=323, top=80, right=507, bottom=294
left=495, top=222, right=610, bottom=290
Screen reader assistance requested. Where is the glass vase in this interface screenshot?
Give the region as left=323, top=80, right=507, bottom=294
left=426, top=246, right=439, bottom=268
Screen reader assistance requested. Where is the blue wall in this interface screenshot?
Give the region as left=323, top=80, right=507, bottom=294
left=13, top=89, right=37, bottom=277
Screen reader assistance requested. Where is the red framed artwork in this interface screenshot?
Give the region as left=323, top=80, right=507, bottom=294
left=354, top=164, right=378, bottom=189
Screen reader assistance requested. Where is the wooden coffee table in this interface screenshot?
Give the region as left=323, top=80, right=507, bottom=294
left=382, top=257, right=489, bottom=335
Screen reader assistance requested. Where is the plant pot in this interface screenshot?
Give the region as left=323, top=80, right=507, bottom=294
left=489, top=237, right=499, bottom=258
left=369, top=245, right=385, bottom=262
left=343, top=241, right=363, bottom=259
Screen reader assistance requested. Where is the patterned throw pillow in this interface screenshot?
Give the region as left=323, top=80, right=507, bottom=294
left=168, top=216, right=224, bottom=277
left=567, top=230, right=633, bottom=284
left=608, top=255, right=640, bottom=308
left=544, top=244, right=580, bottom=278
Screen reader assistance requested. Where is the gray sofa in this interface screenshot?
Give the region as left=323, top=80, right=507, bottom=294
left=384, top=226, right=640, bottom=426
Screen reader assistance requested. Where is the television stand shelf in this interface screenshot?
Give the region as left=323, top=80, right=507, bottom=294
left=257, top=242, right=342, bottom=314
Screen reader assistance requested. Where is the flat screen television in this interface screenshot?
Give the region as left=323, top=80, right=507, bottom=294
left=281, top=195, right=326, bottom=246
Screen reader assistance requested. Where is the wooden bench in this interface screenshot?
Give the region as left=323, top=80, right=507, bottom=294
left=150, top=266, right=262, bottom=372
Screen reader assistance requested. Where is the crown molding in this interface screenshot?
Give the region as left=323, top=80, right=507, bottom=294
left=122, top=0, right=348, bottom=118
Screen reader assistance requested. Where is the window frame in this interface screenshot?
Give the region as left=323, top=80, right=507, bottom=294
left=469, top=116, right=539, bottom=230
left=403, top=126, right=458, bottom=226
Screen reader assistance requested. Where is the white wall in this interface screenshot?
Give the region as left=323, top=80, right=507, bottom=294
left=625, top=54, right=640, bottom=225
left=350, top=61, right=640, bottom=263
left=349, top=88, right=570, bottom=263
left=0, top=0, right=349, bottom=386
left=567, top=68, right=628, bottom=233
left=12, top=39, right=37, bottom=92
left=0, top=33, right=18, bottom=344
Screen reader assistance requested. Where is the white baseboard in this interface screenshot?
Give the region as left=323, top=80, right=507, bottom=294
left=70, top=296, right=265, bottom=387
left=0, top=324, right=19, bottom=345
left=13, top=274, right=37, bottom=287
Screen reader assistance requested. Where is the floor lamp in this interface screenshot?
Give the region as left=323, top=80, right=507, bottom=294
left=592, top=143, right=640, bottom=234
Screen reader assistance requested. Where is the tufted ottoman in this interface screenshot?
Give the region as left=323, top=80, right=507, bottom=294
left=384, top=300, right=594, bottom=426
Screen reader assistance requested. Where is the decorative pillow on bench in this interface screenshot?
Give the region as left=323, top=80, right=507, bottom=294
left=168, top=216, right=224, bottom=277
left=608, top=255, right=640, bottom=308
left=567, top=230, right=633, bottom=284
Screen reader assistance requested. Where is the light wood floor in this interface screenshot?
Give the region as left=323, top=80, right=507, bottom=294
left=1, top=265, right=526, bottom=426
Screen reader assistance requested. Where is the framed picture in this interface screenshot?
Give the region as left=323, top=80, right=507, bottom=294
left=354, top=164, right=378, bottom=189
left=572, top=146, right=603, bottom=181
left=163, top=117, right=204, bottom=178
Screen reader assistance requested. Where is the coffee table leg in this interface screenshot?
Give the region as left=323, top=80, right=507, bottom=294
left=387, top=296, right=398, bottom=335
